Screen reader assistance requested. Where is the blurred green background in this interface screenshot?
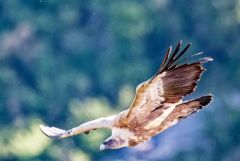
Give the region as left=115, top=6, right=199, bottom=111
left=0, top=0, right=240, bottom=161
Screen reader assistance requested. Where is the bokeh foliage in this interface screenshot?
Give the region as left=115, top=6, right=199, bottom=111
left=0, top=0, right=240, bottom=161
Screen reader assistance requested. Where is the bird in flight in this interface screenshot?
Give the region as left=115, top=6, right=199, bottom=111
left=40, top=41, right=213, bottom=151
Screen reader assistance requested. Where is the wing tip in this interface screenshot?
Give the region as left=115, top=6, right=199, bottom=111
left=39, top=124, right=47, bottom=134
left=196, top=94, right=213, bottom=107
left=179, top=40, right=183, bottom=45
left=40, top=124, right=64, bottom=139
left=159, top=41, right=192, bottom=74
left=187, top=42, right=192, bottom=47
left=200, top=57, right=214, bottom=64
left=39, top=124, right=45, bottom=130
left=40, top=124, right=52, bottom=138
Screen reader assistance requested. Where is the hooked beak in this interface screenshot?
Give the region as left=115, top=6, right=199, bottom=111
left=100, top=144, right=107, bottom=151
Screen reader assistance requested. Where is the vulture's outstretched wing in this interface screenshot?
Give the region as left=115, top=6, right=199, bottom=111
left=40, top=115, right=117, bottom=139
left=120, top=41, right=212, bottom=131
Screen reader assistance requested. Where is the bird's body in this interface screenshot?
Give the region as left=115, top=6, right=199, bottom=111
left=40, top=41, right=213, bottom=150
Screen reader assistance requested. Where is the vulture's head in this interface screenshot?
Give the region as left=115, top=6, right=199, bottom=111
left=100, top=136, right=128, bottom=150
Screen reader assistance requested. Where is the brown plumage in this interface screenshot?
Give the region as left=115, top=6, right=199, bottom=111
left=40, top=41, right=213, bottom=150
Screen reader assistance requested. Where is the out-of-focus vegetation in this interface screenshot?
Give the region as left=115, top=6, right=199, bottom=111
left=0, top=0, right=240, bottom=161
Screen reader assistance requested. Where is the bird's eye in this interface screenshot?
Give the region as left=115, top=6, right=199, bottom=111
left=103, top=139, right=114, bottom=145
left=108, top=139, right=114, bottom=144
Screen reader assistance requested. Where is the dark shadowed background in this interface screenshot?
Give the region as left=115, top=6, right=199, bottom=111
left=0, top=0, right=240, bottom=161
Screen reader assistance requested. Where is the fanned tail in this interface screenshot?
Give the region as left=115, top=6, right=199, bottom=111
left=157, top=95, right=213, bottom=133
left=172, top=94, right=213, bottom=120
